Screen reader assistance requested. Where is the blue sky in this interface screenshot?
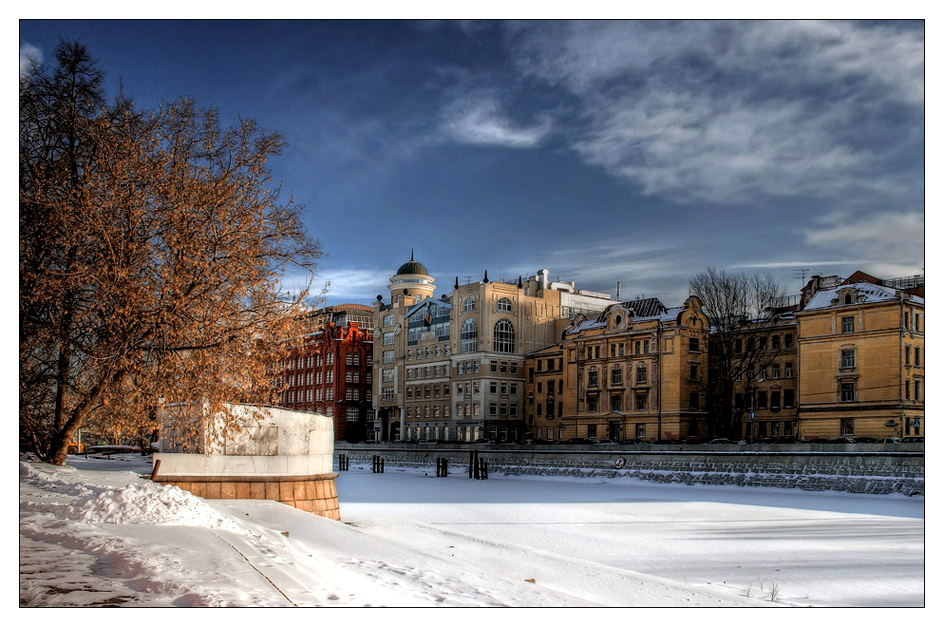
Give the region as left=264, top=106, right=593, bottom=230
left=19, top=19, right=925, bottom=308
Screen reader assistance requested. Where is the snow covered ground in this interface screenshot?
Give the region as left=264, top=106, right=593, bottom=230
left=19, top=453, right=924, bottom=607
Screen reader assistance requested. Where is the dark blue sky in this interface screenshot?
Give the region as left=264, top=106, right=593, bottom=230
left=19, top=19, right=925, bottom=307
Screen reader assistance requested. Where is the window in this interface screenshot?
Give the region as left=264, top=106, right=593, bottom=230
left=461, top=318, right=478, bottom=353
left=587, top=424, right=597, bottom=438
left=587, top=396, right=599, bottom=412
left=785, top=362, right=794, bottom=378
left=635, top=423, right=646, bottom=438
left=636, top=364, right=647, bottom=384
left=840, top=382, right=856, bottom=402
left=690, top=364, right=699, bottom=381
left=841, top=418, right=855, bottom=436
left=497, top=297, right=512, bottom=312
left=841, top=316, right=855, bottom=334
left=546, top=397, right=555, bottom=418
left=611, top=367, right=622, bottom=386
left=494, top=319, right=515, bottom=353
left=383, top=314, right=395, bottom=327
left=915, top=347, right=921, bottom=367
left=383, top=332, right=394, bottom=346
left=770, top=391, right=780, bottom=410
left=689, top=392, right=699, bottom=410
left=610, top=394, right=622, bottom=412
left=756, top=391, right=767, bottom=409
left=383, top=350, right=394, bottom=364
left=734, top=338, right=743, bottom=353
left=772, top=335, right=781, bottom=350
left=784, top=389, right=794, bottom=408
left=463, top=297, right=476, bottom=312
left=689, top=337, right=700, bottom=352
left=588, top=370, right=599, bottom=387
left=914, top=380, right=921, bottom=401
left=904, top=345, right=911, bottom=365
left=772, top=363, right=781, bottom=379
left=347, top=408, right=359, bottom=422
left=635, top=393, right=647, bottom=410
left=841, top=348, right=856, bottom=369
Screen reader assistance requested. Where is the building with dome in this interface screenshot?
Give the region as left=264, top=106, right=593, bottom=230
left=370, top=252, right=617, bottom=442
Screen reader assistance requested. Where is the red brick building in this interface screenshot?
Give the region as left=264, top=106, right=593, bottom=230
left=278, top=304, right=374, bottom=442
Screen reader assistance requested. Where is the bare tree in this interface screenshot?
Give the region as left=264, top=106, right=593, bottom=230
left=20, top=41, right=322, bottom=464
left=689, top=267, right=786, bottom=439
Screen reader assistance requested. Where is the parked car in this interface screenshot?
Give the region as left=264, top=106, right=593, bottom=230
left=854, top=437, right=877, bottom=443
left=806, top=438, right=830, bottom=443
left=473, top=438, right=496, bottom=444
left=877, top=438, right=901, bottom=444
left=619, top=438, right=642, bottom=445
left=708, top=438, right=733, bottom=444
left=828, top=437, right=856, bottom=444
left=901, top=436, right=924, bottom=443
left=564, top=437, right=596, bottom=445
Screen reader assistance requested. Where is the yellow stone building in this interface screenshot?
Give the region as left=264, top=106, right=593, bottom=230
left=795, top=278, right=924, bottom=440
left=527, top=296, right=710, bottom=442
left=729, top=317, right=800, bottom=441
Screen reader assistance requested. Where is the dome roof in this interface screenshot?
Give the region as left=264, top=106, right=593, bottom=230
left=396, top=250, right=429, bottom=276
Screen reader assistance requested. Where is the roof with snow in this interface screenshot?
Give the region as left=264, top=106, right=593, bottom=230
left=564, top=302, right=689, bottom=335
left=620, top=297, right=667, bottom=318
left=802, top=281, right=924, bottom=312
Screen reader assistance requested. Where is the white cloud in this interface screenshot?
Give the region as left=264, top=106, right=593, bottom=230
left=315, top=267, right=397, bottom=303
left=441, top=94, right=551, bottom=148
left=508, top=20, right=924, bottom=206
left=802, top=210, right=924, bottom=268
left=20, top=43, right=43, bottom=78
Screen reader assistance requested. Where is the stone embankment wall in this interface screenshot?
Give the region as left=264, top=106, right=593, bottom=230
left=153, top=472, right=341, bottom=520
left=335, top=443, right=924, bottom=496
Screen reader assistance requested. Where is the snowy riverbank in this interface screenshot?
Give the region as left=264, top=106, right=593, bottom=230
left=19, top=453, right=924, bottom=607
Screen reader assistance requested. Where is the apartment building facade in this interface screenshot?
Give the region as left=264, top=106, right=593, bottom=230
left=371, top=254, right=615, bottom=442
left=796, top=279, right=924, bottom=440
left=277, top=304, right=374, bottom=442
left=527, top=296, right=711, bottom=442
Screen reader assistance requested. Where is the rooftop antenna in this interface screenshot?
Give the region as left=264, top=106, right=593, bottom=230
left=793, top=268, right=810, bottom=287
left=617, top=281, right=621, bottom=300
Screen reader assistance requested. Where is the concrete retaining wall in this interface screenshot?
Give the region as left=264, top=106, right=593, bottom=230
left=335, top=443, right=924, bottom=496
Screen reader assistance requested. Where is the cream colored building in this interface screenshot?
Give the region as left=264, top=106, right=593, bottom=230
left=372, top=254, right=616, bottom=442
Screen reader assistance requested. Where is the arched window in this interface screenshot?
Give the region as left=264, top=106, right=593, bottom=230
left=463, top=297, right=476, bottom=312
left=461, top=318, right=478, bottom=353
left=494, top=319, right=515, bottom=353
left=497, top=297, right=513, bottom=312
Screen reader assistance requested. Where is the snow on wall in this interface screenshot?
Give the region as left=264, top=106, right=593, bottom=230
left=334, top=446, right=924, bottom=495
left=155, top=404, right=334, bottom=477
